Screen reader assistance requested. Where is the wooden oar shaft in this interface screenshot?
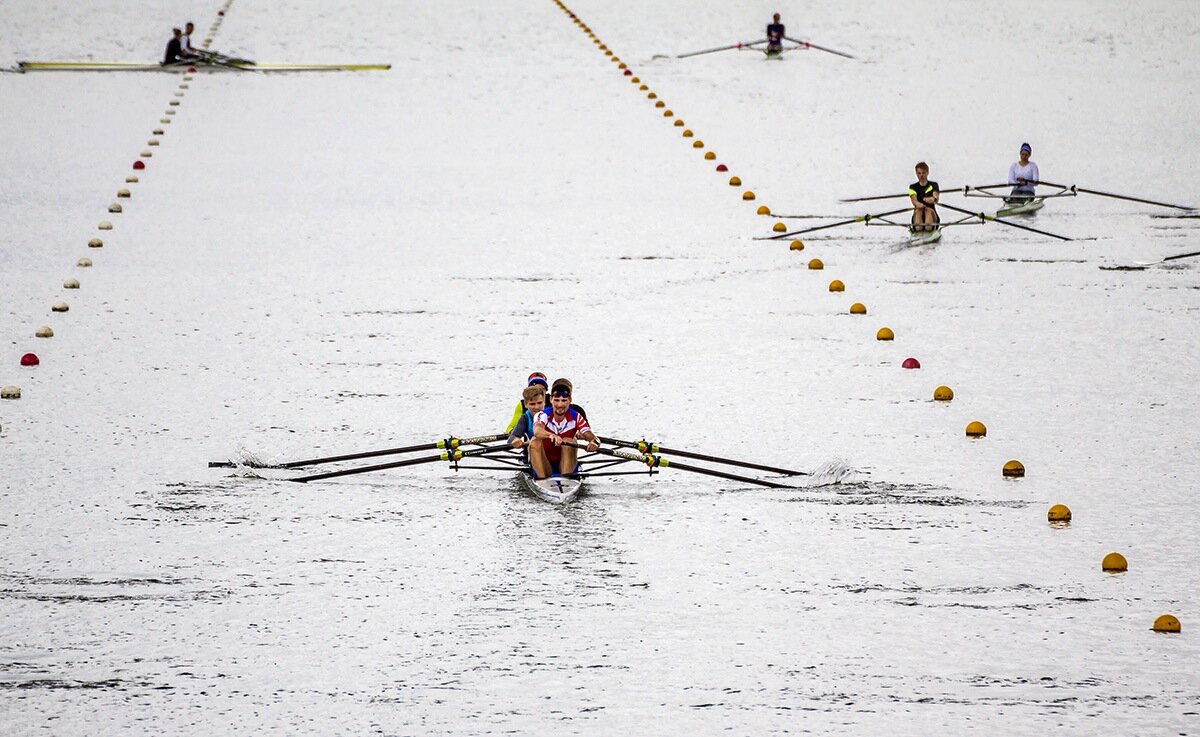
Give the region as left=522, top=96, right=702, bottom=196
left=938, top=202, right=1072, bottom=241
left=598, top=437, right=807, bottom=476
left=1033, top=181, right=1194, bottom=211
left=290, top=443, right=510, bottom=483
left=210, top=433, right=506, bottom=469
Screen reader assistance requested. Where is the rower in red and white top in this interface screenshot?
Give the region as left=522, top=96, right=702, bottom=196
left=530, top=379, right=598, bottom=479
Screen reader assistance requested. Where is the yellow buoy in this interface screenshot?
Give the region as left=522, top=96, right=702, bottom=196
left=1002, top=459, right=1025, bottom=477
left=828, top=279, right=844, bottom=292
left=108, top=203, right=122, bottom=213
left=965, top=420, right=987, bottom=437
left=729, top=176, right=742, bottom=186
left=674, top=119, right=684, bottom=127
left=117, top=189, right=131, bottom=198
left=647, top=92, right=657, bottom=99
left=63, top=278, right=80, bottom=289
left=808, top=258, right=824, bottom=270
left=51, top=301, right=69, bottom=313
left=756, top=205, right=771, bottom=215
left=876, top=327, right=894, bottom=341
left=789, top=240, right=805, bottom=252
left=742, top=191, right=756, bottom=201
left=1102, top=552, right=1128, bottom=572
left=655, top=101, right=665, bottom=108
left=692, top=140, right=704, bottom=149
left=631, top=77, right=640, bottom=83
left=1152, top=614, right=1181, bottom=633
left=35, top=326, right=54, bottom=338
left=849, top=302, right=866, bottom=314
left=77, top=257, right=93, bottom=267
left=663, top=110, right=673, bottom=117
left=682, top=129, right=693, bottom=137
left=704, top=151, right=715, bottom=160
left=1047, top=503, right=1072, bottom=522
left=639, top=84, right=648, bottom=91
left=772, top=222, right=786, bottom=232
left=933, top=385, right=954, bottom=401
left=88, top=238, right=103, bottom=248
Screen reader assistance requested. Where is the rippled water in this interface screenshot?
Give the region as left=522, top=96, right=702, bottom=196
left=2, top=0, right=1198, bottom=734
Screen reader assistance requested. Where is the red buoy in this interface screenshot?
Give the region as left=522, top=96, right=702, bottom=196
left=716, top=164, right=728, bottom=172
left=902, top=357, right=921, bottom=369
left=187, top=66, right=198, bottom=73
left=217, top=10, right=225, bottom=15
left=20, top=353, right=40, bottom=366
left=624, top=69, right=632, bottom=76
left=132, top=160, right=145, bottom=170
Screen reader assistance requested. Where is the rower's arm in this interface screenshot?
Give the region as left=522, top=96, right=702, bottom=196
left=908, top=190, right=922, bottom=208
left=533, top=422, right=551, bottom=440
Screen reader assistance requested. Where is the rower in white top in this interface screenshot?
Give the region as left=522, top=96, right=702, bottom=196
left=181, top=22, right=201, bottom=59
left=1005, top=143, right=1040, bottom=207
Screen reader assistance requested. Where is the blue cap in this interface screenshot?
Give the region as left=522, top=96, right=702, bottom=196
left=1020, top=143, right=1032, bottom=153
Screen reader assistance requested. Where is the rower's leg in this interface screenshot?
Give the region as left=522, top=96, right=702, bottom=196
left=529, top=440, right=551, bottom=479
left=559, top=445, right=578, bottom=477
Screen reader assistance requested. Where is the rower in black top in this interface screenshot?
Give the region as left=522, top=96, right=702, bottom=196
left=766, top=13, right=785, bottom=54
left=163, top=27, right=185, bottom=65
left=908, top=161, right=940, bottom=231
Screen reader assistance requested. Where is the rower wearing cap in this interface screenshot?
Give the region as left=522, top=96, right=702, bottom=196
left=766, top=13, right=785, bottom=54
left=530, top=379, right=598, bottom=479
left=908, top=161, right=940, bottom=232
left=505, top=372, right=549, bottom=434
left=1008, top=143, right=1040, bottom=202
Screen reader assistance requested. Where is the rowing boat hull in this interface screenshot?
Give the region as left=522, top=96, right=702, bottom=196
left=906, top=228, right=942, bottom=246
left=15, top=61, right=391, bottom=73
left=996, top=199, right=1045, bottom=217
left=519, top=473, right=582, bottom=504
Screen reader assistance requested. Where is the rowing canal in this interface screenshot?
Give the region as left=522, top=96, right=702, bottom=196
left=1, top=0, right=1198, bottom=734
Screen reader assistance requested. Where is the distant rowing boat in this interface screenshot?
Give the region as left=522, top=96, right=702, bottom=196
left=13, top=60, right=390, bottom=73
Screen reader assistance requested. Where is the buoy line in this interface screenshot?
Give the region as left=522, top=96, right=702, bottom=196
left=2, top=0, right=236, bottom=420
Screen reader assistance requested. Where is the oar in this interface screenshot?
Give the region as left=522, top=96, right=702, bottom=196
left=840, top=187, right=967, bottom=203
left=290, top=443, right=510, bottom=483
left=568, top=443, right=791, bottom=489
left=756, top=206, right=914, bottom=240
left=938, top=202, right=1073, bottom=241
left=673, top=39, right=767, bottom=59
left=1134, top=248, right=1200, bottom=267
left=1031, top=181, right=1194, bottom=211
left=784, top=36, right=855, bottom=59
left=598, top=437, right=808, bottom=476
left=209, top=433, right=507, bottom=469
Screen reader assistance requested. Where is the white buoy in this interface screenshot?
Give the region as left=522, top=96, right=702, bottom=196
left=63, top=278, right=80, bottom=289
left=51, top=301, right=69, bottom=312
